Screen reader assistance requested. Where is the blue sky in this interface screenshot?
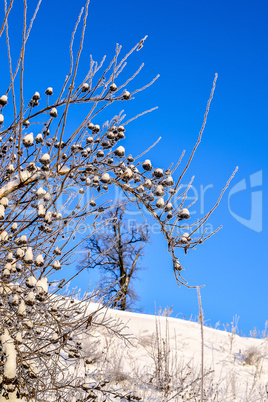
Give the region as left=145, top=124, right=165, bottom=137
left=2, top=0, right=267, bottom=335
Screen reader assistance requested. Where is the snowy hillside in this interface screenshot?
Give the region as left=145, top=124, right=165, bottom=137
left=80, top=303, right=268, bottom=401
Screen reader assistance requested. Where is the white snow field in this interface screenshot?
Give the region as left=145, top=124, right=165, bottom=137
left=80, top=303, right=268, bottom=401
left=1, top=300, right=267, bottom=401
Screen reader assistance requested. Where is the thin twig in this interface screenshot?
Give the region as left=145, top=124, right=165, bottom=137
left=0, top=0, right=14, bottom=38
left=175, top=73, right=218, bottom=190
left=197, top=287, right=204, bottom=402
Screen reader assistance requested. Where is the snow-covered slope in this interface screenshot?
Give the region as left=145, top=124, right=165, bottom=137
left=82, top=303, right=268, bottom=401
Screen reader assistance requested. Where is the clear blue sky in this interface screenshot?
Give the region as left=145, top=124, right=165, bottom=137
left=2, top=0, right=267, bottom=336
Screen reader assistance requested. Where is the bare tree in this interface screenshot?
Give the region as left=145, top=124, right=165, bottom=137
left=85, top=206, right=149, bottom=311
left=0, top=0, right=237, bottom=400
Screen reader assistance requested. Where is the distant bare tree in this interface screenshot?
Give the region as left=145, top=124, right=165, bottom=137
left=85, top=206, right=149, bottom=311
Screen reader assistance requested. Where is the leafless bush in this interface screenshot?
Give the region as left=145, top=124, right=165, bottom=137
left=0, top=0, right=237, bottom=400
left=102, top=340, right=129, bottom=384
left=242, top=346, right=263, bottom=366
left=149, top=317, right=173, bottom=395
left=138, top=315, right=218, bottom=401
